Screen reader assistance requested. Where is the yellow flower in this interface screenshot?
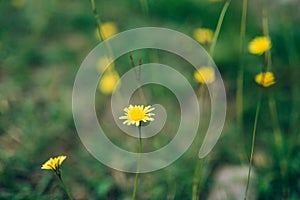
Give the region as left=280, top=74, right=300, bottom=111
left=119, top=105, right=155, bottom=126
left=41, top=155, right=67, bottom=171
left=255, top=72, right=275, bottom=87
left=194, top=66, right=215, bottom=84
left=193, top=28, right=213, bottom=44
left=97, top=56, right=114, bottom=72
left=99, top=70, right=120, bottom=94
left=248, top=36, right=271, bottom=55
left=96, top=22, right=118, bottom=40
left=12, top=0, right=26, bottom=8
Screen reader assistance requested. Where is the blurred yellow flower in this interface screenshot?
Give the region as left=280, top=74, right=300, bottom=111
left=194, top=66, right=215, bottom=84
left=97, top=56, right=114, bottom=72
left=96, top=22, right=118, bottom=40
left=193, top=28, right=213, bottom=44
left=99, top=70, right=120, bottom=94
left=119, top=105, right=155, bottom=126
left=248, top=36, right=271, bottom=55
left=255, top=72, right=275, bottom=87
left=41, top=155, right=67, bottom=171
left=12, top=0, right=26, bottom=8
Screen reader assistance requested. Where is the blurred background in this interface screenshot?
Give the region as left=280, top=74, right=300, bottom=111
left=0, top=0, right=300, bottom=199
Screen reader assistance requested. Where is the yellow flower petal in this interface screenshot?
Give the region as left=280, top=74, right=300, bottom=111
left=58, top=155, right=67, bottom=165
left=95, top=22, right=118, bottom=40
left=248, top=36, right=271, bottom=55
left=98, top=70, right=120, bottom=94
left=194, top=66, right=215, bottom=84
left=12, top=0, right=26, bottom=8
left=119, top=105, right=155, bottom=126
left=255, top=72, right=276, bottom=87
left=97, top=56, right=114, bottom=72
left=41, top=155, right=67, bottom=171
left=193, top=28, right=213, bottom=44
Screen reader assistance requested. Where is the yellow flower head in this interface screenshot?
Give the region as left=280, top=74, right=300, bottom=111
left=97, top=56, right=114, bottom=72
left=255, top=72, right=275, bottom=87
left=248, top=36, right=271, bottom=55
left=96, top=22, right=118, bottom=40
left=194, top=66, right=215, bottom=84
left=99, top=70, right=120, bottom=94
left=41, top=155, right=67, bottom=171
left=12, top=0, right=26, bottom=8
left=193, top=28, right=213, bottom=44
left=119, top=105, right=155, bottom=126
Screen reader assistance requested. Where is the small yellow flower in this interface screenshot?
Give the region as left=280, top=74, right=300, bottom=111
left=97, top=56, right=114, bottom=72
left=119, top=105, right=155, bottom=126
left=193, top=28, right=213, bottom=44
left=248, top=36, right=271, bottom=55
left=96, top=22, right=118, bottom=40
left=12, top=0, right=26, bottom=8
left=99, top=70, right=120, bottom=94
left=41, top=155, right=67, bottom=171
left=255, top=72, right=275, bottom=87
left=194, top=66, right=215, bottom=84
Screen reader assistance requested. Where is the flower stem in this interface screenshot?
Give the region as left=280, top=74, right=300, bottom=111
left=236, top=0, right=248, bottom=164
left=262, top=8, right=272, bottom=72
left=244, top=90, right=262, bottom=200
left=140, top=0, right=149, bottom=15
left=192, top=160, right=203, bottom=200
left=57, top=171, right=73, bottom=200
left=90, top=0, right=104, bottom=41
left=268, top=93, right=288, bottom=199
left=89, top=0, right=114, bottom=60
left=262, top=8, right=288, bottom=198
left=132, top=124, right=142, bottom=200
left=129, top=53, right=147, bottom=104
left=209, top=0, right=231, bottom=57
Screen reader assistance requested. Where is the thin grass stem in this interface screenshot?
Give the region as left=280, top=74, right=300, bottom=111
left=57, top=172, right=73, bottom=200
left=132, top=124, right=142, bottom=200
left=192, top=160, right=203, bottom=200
left=244, top=90, right=262, bottom=200
left=236, top=0, right=248, bottom=164
left=90, top=0, right=103, bottom=41
left=209, top=0, right=231, bottom=57
left=192, top=84, right=207, bottom=200
left=129, top=53, right=147, bottom=104
left=90, top=0, right=114, bottom=60
left=268, top=93, right=288, bottom=199
left=140, top=0, right=149, bottom=15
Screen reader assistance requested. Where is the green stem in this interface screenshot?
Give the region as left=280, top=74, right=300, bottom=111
left=262, top=9, right=272, bottom=72
left=236, top=0, right=248, bottom=164
left=268, top=94, right=283, bottom=153
left=192, top=86, right=208, bottom=200
left=209, top=0, right=231, bottom=57
left=129, top=53, right=147, bottom=104
left=57, top=172, right=73, bottom=200
left=90, top=0, right=114, bottom=58
left=268, top=93, right=288, bottom=199
left=140, top=0, right=149, bottom=15
left=191, top=2, right=231, bottom=194
left=244, top=90, right=262, bottom=200
left=192, top=160, right=203, bottom=200
left=132, top=124, right=142, bottom=200
left=90, top=0, right=104, bottom=41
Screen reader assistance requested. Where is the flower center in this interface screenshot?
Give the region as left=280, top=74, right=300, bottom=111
left=128, top=107, right=145, bottom=121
